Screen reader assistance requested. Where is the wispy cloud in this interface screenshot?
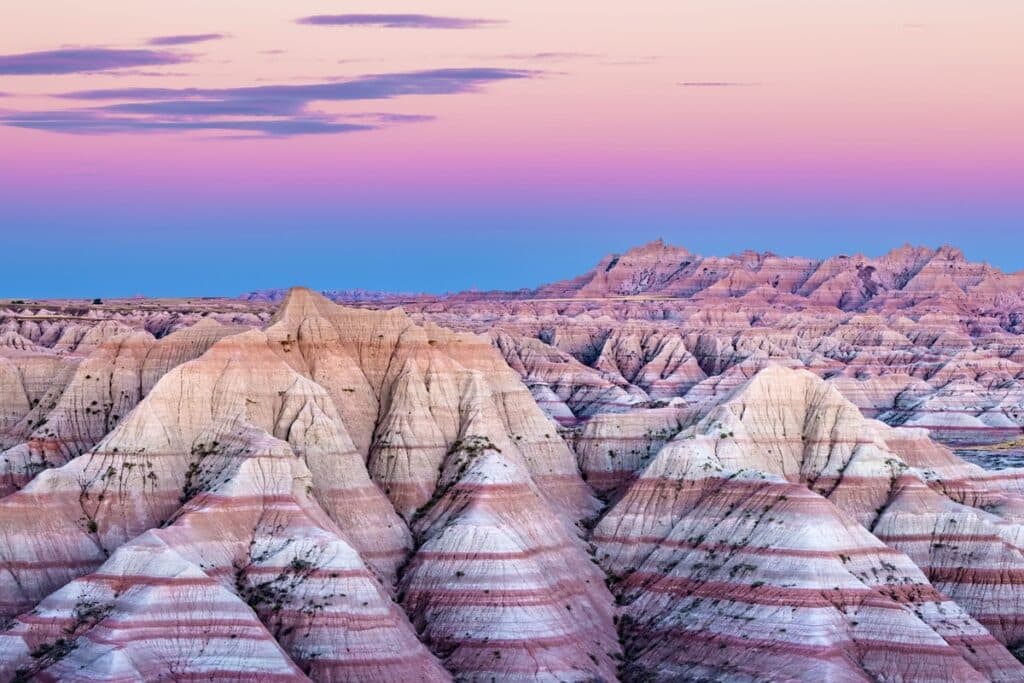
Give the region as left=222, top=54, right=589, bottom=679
left=62, top=68, right=534, bottom=104
left=0, top=48, right=188, bottom=75
left=96, top=69, right=194, bottom=78
left=496, top=51, right=602, bottom=62
left=3, top=67, right=530, bottom=137
left=678, top=81, right=760, bottom=88
left=483, top=52, right=660, bottom=68
left=0, top=110, right=381, bottom=136
left=101, top=99, right=298, bottom=116
left=0, top=110, right=435, bottom=138
left=296, top=14, right=503, bottom=29
left=147, top=33, right=226, bottom=46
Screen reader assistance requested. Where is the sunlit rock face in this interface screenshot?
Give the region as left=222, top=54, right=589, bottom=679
left=0, top=241, right=1023, bottom=681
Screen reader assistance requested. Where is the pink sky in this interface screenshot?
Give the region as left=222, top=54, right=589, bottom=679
left=1, top=1, right=1022, bottom=295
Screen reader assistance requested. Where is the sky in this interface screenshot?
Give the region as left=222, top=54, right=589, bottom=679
left=1, top=1, right=1022, bottom=297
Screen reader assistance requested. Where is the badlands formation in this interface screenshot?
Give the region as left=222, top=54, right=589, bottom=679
left=0, top=242, right=1022, bottom=681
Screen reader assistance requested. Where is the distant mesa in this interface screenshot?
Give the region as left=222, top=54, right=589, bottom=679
left=526, top=239, right=1013, bottom=309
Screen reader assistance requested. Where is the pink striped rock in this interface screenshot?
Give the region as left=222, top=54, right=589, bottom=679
left=595, top=364, right=1024, bottom=678
left=401, top=447, right=620, bottom=680
left=0, top=434, right=448, bottom=682
left=571, top=406, right=691, bottom=498
left=0, top=536, right=310, bottom=682
left=0, top=326, right=410, bottom=616
left=494, top=331, right=643, bottom=422
left=0, top=320, right=235, bottom=496
left=597, top=463, right=1022, bottom=680
left=265, top=288, right=598, bottom=522
left=592, top=329, right=706, bottom=400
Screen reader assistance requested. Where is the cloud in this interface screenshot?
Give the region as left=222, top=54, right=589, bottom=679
left=296, top=14, right=502, bottom=29
left=467, top=52, right=657, bottom=66
left=102, top=99, right=298, bottom=117
left=62, top=67, right=534, bottom=105
left=346, top=112, right=434, bottom=124
left=497, top=52, right=602, bottom=62
left=2, top=67, right=526, bottom=137
left=0, top=48, right=188, bottom=75
left=147, top=33, right=226, bottom=46
left=0, top=110, right=430, bottom=137
left=678, top=81, right=760, bottom=87
left=96, top=69, right=194, bottom=79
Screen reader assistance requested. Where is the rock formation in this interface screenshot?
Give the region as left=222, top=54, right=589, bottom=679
left=0, top=240, right=1023, bottom=681
left=594, top=366, right=1024, bottom=678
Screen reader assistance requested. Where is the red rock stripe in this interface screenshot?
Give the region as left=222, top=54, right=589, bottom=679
left=876, top=533, right=1004, bottom=543
left=592, top=536, right=900, bottom=558
left=930, top=567, right=1024, bottom=582
left=223, top=567, right=371, bottom=580
left=644, top=624, right=977, bottom=658
left=431, top=631, right=606, bottom=650
left=83, top=628, right=278, bottom=643
left=20, top=616, right=269, bottom=630
left=405, top=586, right=592, bottom=607
left=628, top=574, right=944, bottom=607
left=0, top=556, right=102, bottom=570
left=414, top=542, right=570, bottom=561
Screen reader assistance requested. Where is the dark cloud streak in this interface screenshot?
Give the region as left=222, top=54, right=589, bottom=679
left=147, top=33, right=226, bottom=46
left=296, top=14, right=502, bottom=29
left=62, top=68, right=534, bottom=104
left=497, top=52, right=602, bottom=62
left=102, top=99, right=301, bottom=117
left=0, top=48, right=188, bottom=75
left=0, top=110, right=419, bottom=137
left=2, top=67, right=525, bottom=137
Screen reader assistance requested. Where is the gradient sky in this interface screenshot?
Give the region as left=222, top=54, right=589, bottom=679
left=1, top=1, right=1022, bottom=297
